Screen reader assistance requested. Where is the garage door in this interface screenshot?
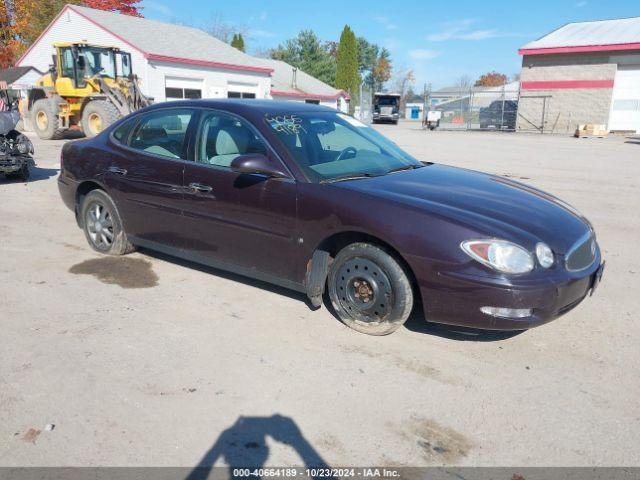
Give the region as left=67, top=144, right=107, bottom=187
left=609, top=66, right=640, bottom=133
left=165, top=77, right=203, bottom=101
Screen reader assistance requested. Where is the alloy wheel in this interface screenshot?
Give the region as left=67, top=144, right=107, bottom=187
left=85, top=202, right=114, bottom=250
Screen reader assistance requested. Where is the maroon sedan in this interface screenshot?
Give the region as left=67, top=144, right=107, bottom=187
left=58, top=100, right=604, bottom=335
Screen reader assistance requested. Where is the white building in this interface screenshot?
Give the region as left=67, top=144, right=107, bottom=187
left=0, top=66, right=44, bottom=98
left=16, top=4, right=349, bottom=110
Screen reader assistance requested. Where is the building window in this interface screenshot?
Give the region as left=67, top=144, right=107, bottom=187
left=228, top=91, right=256, bottom=99
left=165, top=87, right=202, bottom=101
left=305, top=99, right=320, bottom=105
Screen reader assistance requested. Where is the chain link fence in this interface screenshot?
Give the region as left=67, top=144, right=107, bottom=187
left=426, top=85, right=521, bottom=131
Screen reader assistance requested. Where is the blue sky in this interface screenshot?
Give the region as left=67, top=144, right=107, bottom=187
left=140, top=0, right=640, bottom=89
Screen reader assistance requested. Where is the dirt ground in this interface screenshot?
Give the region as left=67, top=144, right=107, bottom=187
left=1, top=123, right=638, bottom=467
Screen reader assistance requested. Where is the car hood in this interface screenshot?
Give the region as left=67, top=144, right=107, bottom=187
left=336, top=164, right=592, bottom=254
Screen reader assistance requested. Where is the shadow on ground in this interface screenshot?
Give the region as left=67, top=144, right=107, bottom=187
left=0, top=166, right=59, bottom=184
left=140, top=247, right=316, bottom=307
left=184, top=415, right=331, bottom=478
left=142, top=248, right=524, bottom=342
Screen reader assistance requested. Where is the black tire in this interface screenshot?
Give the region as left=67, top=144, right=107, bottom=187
left=5, top=164, right=30, bottom=181
left=82, top=100, right=120, bottom=138
left=80, top=190, right=135, bottom=255
left=327, top=242, right=414, bottom=335
left=32, top=99, right=65, bottom=140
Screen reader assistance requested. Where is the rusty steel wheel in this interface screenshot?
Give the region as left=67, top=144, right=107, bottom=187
left=328, top=242, right=414, bottom=336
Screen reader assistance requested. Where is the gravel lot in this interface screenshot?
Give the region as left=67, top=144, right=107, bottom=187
left=1, top=122, right=639, bottom=467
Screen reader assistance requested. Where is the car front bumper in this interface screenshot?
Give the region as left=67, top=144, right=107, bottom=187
left=411, top=253, right=604, bottom=330
left=0, top=154, right=32, bottom=174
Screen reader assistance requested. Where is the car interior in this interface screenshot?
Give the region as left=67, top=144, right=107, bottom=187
left=129, top=112, right=191, bottom=159
left=198, top=115, right=267, bottom=167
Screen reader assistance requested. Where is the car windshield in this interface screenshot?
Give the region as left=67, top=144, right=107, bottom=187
left=264, top=112, right=422, bottom=182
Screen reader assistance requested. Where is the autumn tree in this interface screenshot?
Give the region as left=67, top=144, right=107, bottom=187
left=0, top=0, right=14, bottom=68
left=393, top=66, right=415, bottom=115
left=83, top=0, right=142, bottom=15
left=475, top=71, right=508, bottom=87
left=1, top=0, right=142, bottom=67
left=358, top=37, right=391, bottom=92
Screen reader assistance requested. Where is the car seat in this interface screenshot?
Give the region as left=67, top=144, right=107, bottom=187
left=209, top=126, right=250, bottom=167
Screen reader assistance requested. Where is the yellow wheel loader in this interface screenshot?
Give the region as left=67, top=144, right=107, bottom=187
left=28, top=43, right=151, bottom=140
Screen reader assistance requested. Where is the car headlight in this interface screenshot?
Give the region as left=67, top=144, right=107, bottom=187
left=535, top=242, right=554, bottom=268
left=461, top=239, right=534, bottom=274
left=15, top=136, right=33, bottom=155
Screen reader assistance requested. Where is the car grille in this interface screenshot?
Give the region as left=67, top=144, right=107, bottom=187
left=380, top=106, right=393, bottom=116
left=565, top=232, right=597, bottom=272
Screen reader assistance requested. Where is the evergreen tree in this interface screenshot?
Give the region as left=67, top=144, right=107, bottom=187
left=231, top=33, right=245, bottom=52
left=335, top=25, right=360, bottom=112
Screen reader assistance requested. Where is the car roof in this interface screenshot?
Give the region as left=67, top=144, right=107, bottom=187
left=140, top=99, right=339, bottom=116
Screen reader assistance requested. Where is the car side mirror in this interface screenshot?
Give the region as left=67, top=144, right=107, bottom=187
left=230, top=153, right=289, bottom=179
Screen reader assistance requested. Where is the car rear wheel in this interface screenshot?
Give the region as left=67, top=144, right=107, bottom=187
left=80, top=190, right=135, bottom=255
left=327, top=242, right=414, bottom=335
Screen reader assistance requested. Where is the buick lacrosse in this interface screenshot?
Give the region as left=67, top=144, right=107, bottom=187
left=58, top=100, right=604, bottom=335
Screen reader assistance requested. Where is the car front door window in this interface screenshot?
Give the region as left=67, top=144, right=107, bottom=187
left=196, top=112, right=268, bottom=167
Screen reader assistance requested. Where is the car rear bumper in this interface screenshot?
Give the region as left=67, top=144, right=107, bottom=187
left=412, top=254, right=603, bottom=330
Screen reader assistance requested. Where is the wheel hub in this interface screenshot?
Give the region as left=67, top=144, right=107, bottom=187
left=353, top=279, right=373, bottom=302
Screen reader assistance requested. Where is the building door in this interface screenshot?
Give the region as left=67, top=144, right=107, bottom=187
left=609, top=66, right=640, bottom=133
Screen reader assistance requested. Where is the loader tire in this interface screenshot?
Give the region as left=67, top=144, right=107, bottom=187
left=82, top=100, right=120, bottom=138
left=32, top=99, right=65, bottom=140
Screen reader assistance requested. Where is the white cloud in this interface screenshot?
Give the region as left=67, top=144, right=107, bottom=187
left=427, top=19, right=531, bottom=42
left=143, top=0, right=172, bottom=17
left=409, top=49, right=440, bottom=60
left=249, top=29, right=277, bottom=39
left=259, top=11, right=268, bottom=21
left=373, top=15, right=398, bottom=31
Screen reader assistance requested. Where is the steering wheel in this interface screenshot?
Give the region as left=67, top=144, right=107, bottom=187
left=336, top=146, right=358, bottom=161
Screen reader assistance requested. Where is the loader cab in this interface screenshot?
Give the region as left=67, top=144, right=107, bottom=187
left=55, top=43, right=131, bottom=92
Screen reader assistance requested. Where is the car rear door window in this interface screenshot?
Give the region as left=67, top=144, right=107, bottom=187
left=196, top=111, right=268, bottom=167
left=128, top=109, right=194, bottom=159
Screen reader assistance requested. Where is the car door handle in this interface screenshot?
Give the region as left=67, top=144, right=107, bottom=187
left=188, top=182, right=213, bottom=193
left=108, top=166, right=127, bottom=176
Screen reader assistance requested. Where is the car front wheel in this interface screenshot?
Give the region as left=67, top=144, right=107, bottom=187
left=80, top=189, right=135, bottom=255
left=327, top=242, right=414, bottom=335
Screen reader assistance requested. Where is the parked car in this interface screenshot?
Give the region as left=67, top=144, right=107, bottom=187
left=58, top=100, right=604, bottom=336
left=479, top=100, right=518, bottom=130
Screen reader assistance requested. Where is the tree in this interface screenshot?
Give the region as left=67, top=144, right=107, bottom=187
left=269, top=30, right=336, bottom=87
left=456, top=75, right=472, bottom=90
left=1, top=0, right=142, bottom=67
left=204, top=13, right=247, bottom=43
left=0, top=0, right=14, bottom=68
left=335, top=25, right=360, bottom=111
left=393, top=67, right=415, bottom=116
left=231, top=33, right=245, bottom=52
left=371, top=49, right=392, bottom=92
left=83, top=0, right=142, bottom=16
left=475, top=71, right=508, bottom=87
left=357, top=38, right=391, bottom=92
